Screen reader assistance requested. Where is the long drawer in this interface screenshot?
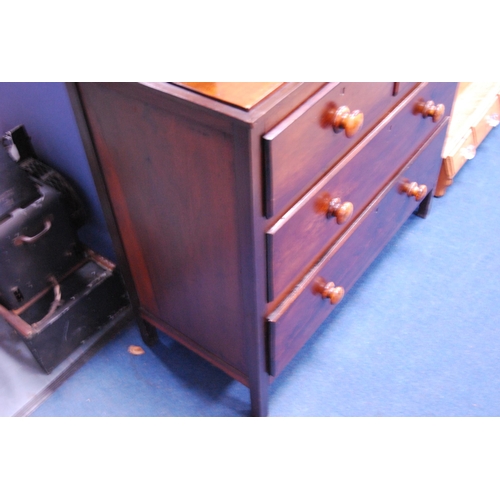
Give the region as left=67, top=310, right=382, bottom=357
left=267, top=118, right=448, bottom=377
left=266, top=82, right=456, bottom=300
left=263, top=82, right=418, bottom=217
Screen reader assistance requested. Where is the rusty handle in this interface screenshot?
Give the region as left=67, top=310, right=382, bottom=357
left=14, top=219, right=52, bottom=246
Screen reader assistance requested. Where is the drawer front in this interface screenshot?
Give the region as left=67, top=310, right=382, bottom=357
left=267, top=82, right=455, bottom=301
left=472, top=95, right=500, bottom=145
left=267, top=119, right=448, bottom=377
left=263, top=82, right=408, bottom=217
left=444, top=128, right=475, bottom=178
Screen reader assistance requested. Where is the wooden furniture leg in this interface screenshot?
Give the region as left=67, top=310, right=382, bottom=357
left=249, top=374, right=269, bottom=417
left=435, top=160, right=453, bottom=197
left=137, top=317, right=159, bottom=346
left=416, top=189, right=434, bottom=218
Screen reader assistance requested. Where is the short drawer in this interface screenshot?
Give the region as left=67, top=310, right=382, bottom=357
left=267, top=119, right=448, bottom=377
left=472, top=94, right=500, bottom=145
left=266, top=82, right=455, bottom=301
left=263, top=82, right=409, bottom=217
left=443, top=128, right=476, bottom=178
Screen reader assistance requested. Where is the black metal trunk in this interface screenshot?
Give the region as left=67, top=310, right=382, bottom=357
left=17, top=257, right=129, bottom=374
left=0, top=184, right=83, bottom=310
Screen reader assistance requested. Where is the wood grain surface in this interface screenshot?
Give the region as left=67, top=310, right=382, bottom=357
left=174, top=82, right=284, bottom=110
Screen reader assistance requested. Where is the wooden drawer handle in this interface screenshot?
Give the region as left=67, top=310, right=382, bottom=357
left=415, top=100, right=445, bottom=122
left=326, top=105, right=364, bottom=137
left=399, top=180, right=427, bottom=201
left=315, top=278, right=345, bottom=305
left=326, top=197, right=354, bottom=224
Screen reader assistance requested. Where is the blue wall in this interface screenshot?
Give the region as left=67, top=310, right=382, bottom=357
left=0, top=82, right=115, bottom=260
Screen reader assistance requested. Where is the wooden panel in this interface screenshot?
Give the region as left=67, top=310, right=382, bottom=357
left=140, top=307, right=250, bottom=387
left=173, top=82, right=284, bottom=110
left=263, top=82, right=400, bottom=217
left=78, top=83, right=250, bottom=375
left=267, top=119, right=448, bottom=376
left=267, top=83, right=455, bottom=300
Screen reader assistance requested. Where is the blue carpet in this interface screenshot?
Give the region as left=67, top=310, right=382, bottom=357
left=31, top=125, right=500, bottom=417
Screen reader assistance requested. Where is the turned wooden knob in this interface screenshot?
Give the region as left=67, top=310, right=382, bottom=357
left=400, top=180, right=428, bottom=201
left=326, top=197, right=354, bottom=224
left=320, top=281, right=345, bottom=305
left=415, top=100, right=445, bottom=122
left=326, top=105, right=364, bottom=137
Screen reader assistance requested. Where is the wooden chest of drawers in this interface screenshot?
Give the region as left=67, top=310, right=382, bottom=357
left=68, top=82, right=456, bottom=416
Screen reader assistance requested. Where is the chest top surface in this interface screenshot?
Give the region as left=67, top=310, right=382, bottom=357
left=172, top=82, right=285, bottom=110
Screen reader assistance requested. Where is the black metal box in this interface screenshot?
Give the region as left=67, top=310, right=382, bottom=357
left=0, top=184, right=82, bottom=310
left=0, top=252, right=130, bottom=373
left=0, top=148, right=40, bottom=221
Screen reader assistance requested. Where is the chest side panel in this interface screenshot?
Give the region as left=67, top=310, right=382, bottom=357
left=78, top=84, right=250, bottom=375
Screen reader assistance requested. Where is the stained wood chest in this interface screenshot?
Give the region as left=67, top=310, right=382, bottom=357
left=69, top=82, right=456, bottom=416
